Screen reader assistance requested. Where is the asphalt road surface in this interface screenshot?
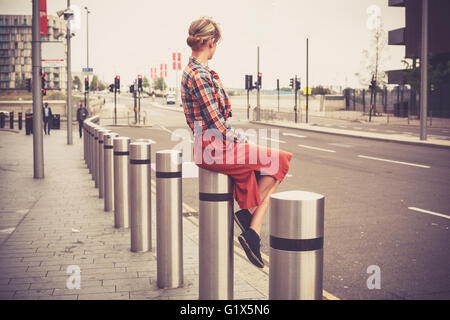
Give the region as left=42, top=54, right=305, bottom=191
left=103, top=93, right=450, bottom=300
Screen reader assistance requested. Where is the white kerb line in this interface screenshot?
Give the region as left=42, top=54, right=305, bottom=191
left=408, top=207, right=450, bottom=220
left=357, top=155, right=430, bottom=169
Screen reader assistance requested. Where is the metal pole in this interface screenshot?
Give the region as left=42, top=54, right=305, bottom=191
left=32, top=0, right=44, bottom=178
left=269, top=190, right=324, bottom=300
left=306, top=38, right=309, bottom=124
left=198, top=168, right=234, bottom=300
left=420, top=0, right=428, bottom=140
left=256, top=46, right=260, bottom=121
left=113, top=136, right=131, bottom=228
left=130, top=141, right=152, bottom=252
left=104, top=132, right=118, bottom=211
left=98, top=129, right=110, bottom=199
left=85, top=7, right=90, bottom=112
left=66, top=0, right=73, bottom=145
left=156, top=150, right=183, bottom=289
left=294, top=75, right=298, bottom=123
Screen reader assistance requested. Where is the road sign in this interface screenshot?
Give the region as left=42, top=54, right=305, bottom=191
left=82, top=68, right=94, bottom=73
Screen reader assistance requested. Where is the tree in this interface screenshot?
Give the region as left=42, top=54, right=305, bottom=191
left=73, top=75, right=81, bottom=90
left=152, top=77, right=167, bottom=91
left=355, top=22, right=389, bottom=90
left=90, top=75, right=99, bottom=91
left=142, top=76, right=150, bottom=88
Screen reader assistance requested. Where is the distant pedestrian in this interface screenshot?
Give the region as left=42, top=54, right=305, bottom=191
left=76, top=103, right=89, bottom=138
left=42, top=102, right=52, bottom=135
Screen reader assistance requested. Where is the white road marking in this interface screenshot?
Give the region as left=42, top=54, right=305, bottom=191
left=339, top=126, right=347, bottom=129
left=368, top=129, right=378, bottom=132
left=353, top=127, right=363, bottom=130
left=385, top=130, right=397, bottom=133
left=408, top=207, right=450, bottom=220
left=298, top=144, right=336, bottom=153
left=357, top=155, right=430, bottom=169
left=243, top=132, right=286, bottom=144
left=282, top=132, right=307, bottom=139
left=328, top=143, right=352, bottom=148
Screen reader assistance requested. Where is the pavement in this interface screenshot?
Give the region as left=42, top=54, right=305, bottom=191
left=1, top=105, right=448, bottom=301
left=0, top=127, right=269, bottom=300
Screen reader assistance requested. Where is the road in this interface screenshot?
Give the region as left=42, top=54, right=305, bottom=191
left=102, top=93, right=450, bottom=300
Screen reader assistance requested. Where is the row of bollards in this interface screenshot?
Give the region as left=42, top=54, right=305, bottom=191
left=82, top=116, right=324, bottom=300
left=0, top=112, right=23, bottom=130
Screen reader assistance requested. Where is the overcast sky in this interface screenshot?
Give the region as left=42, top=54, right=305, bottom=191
left=1, top=0, right=406, bottom=90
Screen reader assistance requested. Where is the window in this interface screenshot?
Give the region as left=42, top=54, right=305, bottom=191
left=14, top=18, right=18, bottom=25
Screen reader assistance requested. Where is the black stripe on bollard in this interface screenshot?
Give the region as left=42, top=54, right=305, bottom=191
left=130, top=159, right=151, bottom=165
left=95, top=137, right=98, bottom=140
left=270, top=236, right=323, bottom=252
left=99, top=140, right=103, bottom=144
left=156, top=171, right=182, bottom=179
left=114, top=151, right=129, bottom=156
left=104, top=145, right=113, bottom=149
left=199, top=192, right=233, bottom=202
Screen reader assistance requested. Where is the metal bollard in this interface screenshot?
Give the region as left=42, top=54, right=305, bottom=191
left=198, top=168, right=234, bottom=300
left=113, top=136, right=131, bottom=228
left=98, top=129, right=110, bottom=199
left=130, top=141, right=152, bottom=252
left=269, top=190, right=324, bottom=300
left=93, top=126, right=101, bottom=185
left=156, top=150, right=183, bottom=289
left=103, top=132, right=118, bottom=211
left=18, top=112, right=22, bottom=130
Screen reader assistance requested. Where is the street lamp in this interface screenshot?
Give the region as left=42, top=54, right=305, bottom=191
left=57, top=2, right=74, bottom=145
left=84, top=6, right=90, bottom=111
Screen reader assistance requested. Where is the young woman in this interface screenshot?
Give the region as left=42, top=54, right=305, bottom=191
left=181, top=17, right=293, bottom=268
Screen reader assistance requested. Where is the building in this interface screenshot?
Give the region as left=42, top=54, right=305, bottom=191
left=387, top=0, right=450, bottom=118
left=0, top=14, right=67, bottom=92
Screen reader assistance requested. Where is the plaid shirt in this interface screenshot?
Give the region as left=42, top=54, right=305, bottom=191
left=181, top=57, right=243, bottom=143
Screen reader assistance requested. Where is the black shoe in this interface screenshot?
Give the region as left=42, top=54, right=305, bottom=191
left=234, top=209, right=252, bottom=232
left=238, top=228, right=264, bottom=268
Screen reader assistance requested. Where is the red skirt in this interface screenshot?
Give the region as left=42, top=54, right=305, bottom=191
left=194, top=137, right=293, bottom=210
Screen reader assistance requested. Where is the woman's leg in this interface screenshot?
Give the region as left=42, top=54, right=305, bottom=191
left=249, top=175, right=280, bottom=235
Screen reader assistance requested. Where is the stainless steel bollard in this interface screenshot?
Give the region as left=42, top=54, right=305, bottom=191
left=113, top=136, right=131, bottom=228
left=87, top=124, right=93, bottom=173
left=130, top=141, right=152, bottom=252
left=156, top=150, right=183, bottom=289
left=94, top=127, right=102, bottom=186
left=198, top=168, right=234, bottom=300
left=98, top=129, right=110, bottom=199
left=269, top=190, right=324, bottom=300
left=103, top=132, right=118, bottom=211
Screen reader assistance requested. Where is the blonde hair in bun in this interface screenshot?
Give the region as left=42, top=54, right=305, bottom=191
left=187, top=17, right=221, bottom=50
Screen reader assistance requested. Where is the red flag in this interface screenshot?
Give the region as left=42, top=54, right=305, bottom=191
left=40, top=0, right=47, bottom=36
left=150, top=68, right=153, bottom=79
left=177, top=53, right=181, bottom=70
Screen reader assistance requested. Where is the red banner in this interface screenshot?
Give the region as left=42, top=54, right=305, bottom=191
left=40, top=0, right=47, bottom=36
left=164, top=64, right=167, bottom=77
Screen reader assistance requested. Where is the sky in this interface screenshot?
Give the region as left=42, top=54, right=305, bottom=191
left=0, top=0, right=407, bottom=90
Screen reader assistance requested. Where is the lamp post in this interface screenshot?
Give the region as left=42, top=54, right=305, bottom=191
left=84, top=6, right=90, bottom=111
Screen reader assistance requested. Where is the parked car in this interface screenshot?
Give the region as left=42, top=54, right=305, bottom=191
left=166, top=93, right=176, bottom=105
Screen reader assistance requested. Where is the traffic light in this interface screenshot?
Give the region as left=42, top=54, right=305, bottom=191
left=115, top=75, right=120, bottom=93
left=296, top=79, right=301, bottom=91
left=84, top=77, right=89, bottom=92
left=290, top=78, right=294, bottom=89
left=130, top=84, right=134, bottom=93
left=26, top=78, right=31, bottom=92
left=138, top=75, right=142, bottom=91
left=109, top=84, right=114, bottom=92
left=245, top=75, right=253, bottom=91
left=41, top=73, right=46, bottom=96
left=257, top=72, right=262, bottom=88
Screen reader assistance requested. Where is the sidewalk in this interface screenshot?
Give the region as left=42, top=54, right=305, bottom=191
left=250, top=120, right=450, bottom=149
left=0, top=128, right=267, bottom=300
